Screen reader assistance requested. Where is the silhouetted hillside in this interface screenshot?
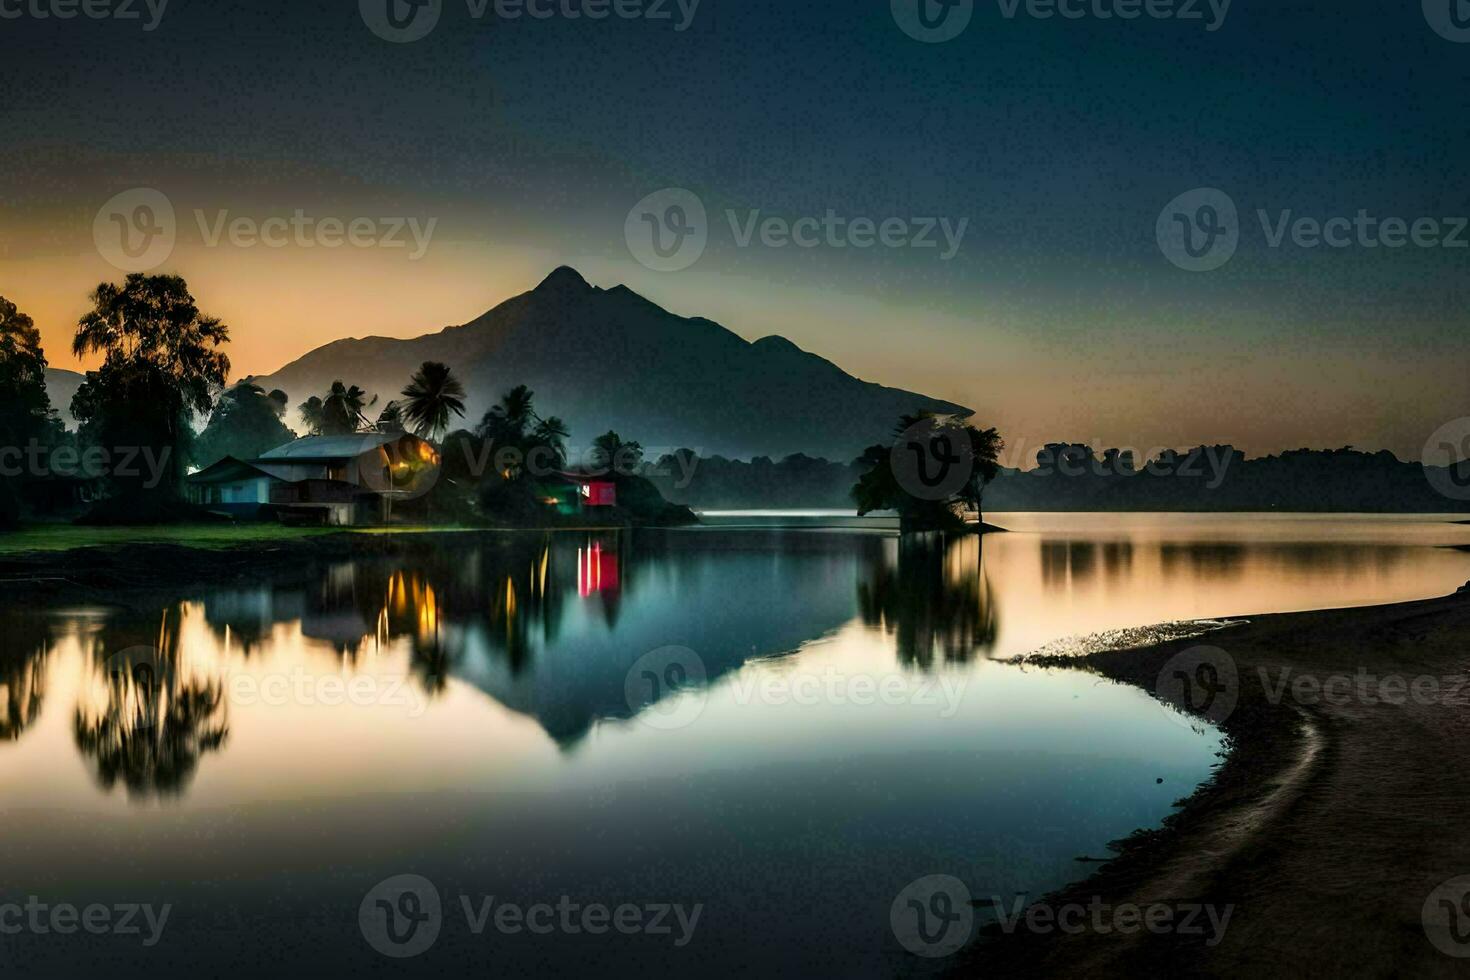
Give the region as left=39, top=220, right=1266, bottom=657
left=254, top=267, right=969, bottom=460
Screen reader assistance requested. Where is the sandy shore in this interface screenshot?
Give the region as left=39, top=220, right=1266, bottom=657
left=966, top=584, right=1470, bottom=977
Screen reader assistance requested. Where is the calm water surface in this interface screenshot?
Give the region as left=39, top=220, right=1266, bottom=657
left=3, top=514, right=1469, bottom=976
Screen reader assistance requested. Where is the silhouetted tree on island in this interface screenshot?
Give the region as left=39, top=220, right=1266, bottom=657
left=852, top=412, right=1003, bottom=532
left=400, top=361, right=466, bottom=442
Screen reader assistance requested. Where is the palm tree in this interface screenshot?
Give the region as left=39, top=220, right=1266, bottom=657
left=477, top=384, right=536, bottom=445
left=320, top=381, right=375, bottom=436
left=400, top=361, right=466, bottom=443
left=591, top=430, right=643, bottom=475
left=298, top=396, right=327, bottom=436
left=531, top=416, right=570, bottom=472
left=376, top=401, right=406, bottom=433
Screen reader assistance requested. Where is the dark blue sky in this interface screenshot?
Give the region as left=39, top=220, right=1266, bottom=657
left=2, top=0, right=1467, bottom=458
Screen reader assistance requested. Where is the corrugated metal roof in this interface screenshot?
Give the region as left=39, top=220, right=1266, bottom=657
left=257, top=433, right=403, bottom=460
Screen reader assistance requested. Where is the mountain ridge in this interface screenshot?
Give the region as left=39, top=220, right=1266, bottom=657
left=252, top=267, right=971, bottom=460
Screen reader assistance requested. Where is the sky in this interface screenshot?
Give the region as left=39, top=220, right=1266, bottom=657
left=1, top=0, right=1467, bottom=461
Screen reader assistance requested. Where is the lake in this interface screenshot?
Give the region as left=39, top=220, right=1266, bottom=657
left=3, top=514, right=1469, bottom=976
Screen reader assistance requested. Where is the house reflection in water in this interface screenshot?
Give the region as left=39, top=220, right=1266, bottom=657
left=577, top=540, right=620, bottom=597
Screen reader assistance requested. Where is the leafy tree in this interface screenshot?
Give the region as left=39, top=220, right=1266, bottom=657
left=400, top=361, right=466, bottom=442
left=70, top=275, right=230, bottom=501
left=193, top=382, right=297, bottom=468
left=852, top=412, right=1003, bottom=531
left=0, top=297, right=59, bottom=525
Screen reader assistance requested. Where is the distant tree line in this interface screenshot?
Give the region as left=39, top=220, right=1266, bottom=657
left=649, top=439, right=1470, bottom=514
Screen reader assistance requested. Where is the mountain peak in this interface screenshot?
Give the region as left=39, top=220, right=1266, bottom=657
left=536, top=266, right=592, bottom=293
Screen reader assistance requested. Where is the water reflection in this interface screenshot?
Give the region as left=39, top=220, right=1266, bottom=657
left=70, top=609, right=230, bottom=799
left=858, top=532, right=998, bottom=666
left=0, top=521, right=1465, bottom=800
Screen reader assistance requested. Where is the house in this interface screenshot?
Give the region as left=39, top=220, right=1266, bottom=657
left=538, top=472, right=618, bottom=517
left=187, top=432, right=440, bottom=526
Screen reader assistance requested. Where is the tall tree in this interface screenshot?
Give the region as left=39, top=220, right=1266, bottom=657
left=70, top=275, right=230, bottom=500
left=400, top=361, right=466, bottom=442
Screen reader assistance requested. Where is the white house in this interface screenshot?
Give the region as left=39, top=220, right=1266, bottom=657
left=187, top=432, right=440, bottom=526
